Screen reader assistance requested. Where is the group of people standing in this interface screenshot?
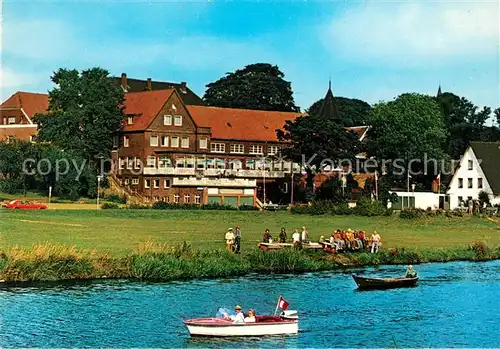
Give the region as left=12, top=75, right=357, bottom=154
left=325, top=229, right=382, bottom=253
left=225, top=226, right=242, bottom=254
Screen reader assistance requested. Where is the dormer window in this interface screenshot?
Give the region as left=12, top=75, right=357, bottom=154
left=174, top=115, right=182, bottom=126
left=127, top=116, right=133, bottom=125
left=164, top=115, right=172, bottom=125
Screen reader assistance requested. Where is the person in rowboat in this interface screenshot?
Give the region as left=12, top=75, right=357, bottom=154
left=405, top=265, right=418, bottom=278
left=244, top=309, right=256, bottom=323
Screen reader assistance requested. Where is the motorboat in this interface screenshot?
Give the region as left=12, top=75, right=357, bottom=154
left=352, top=274, right=419, bottom=290
left=184, top=310, right=298, bottom=337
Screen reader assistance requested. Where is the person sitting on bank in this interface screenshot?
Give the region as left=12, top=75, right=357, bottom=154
left=263, top=229, right=273, bottom=243
left=405, top=265, right=418, bottom=278
left=225, top=228, right=235, bottom=252
left=279, top=227, right=287, bottom=243
left=333, top=230, right=344, bottom=251
left=357, top=230, right=365, bottom=249
left=244, top=309, right=256, bottom=323
left=224, top=305, right=245, bottom=323
left=292, top=229, right=300, bottom=247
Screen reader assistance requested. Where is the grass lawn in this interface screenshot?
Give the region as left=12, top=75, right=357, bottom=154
left=1, top=209, right=499, bottom=256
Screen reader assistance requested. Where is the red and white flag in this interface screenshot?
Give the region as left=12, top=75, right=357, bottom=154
left=278, top=296, right=289, bottom=310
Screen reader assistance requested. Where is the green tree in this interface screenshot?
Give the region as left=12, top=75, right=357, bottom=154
left=367, top=93, right=447, bottom=178
left=277, top=113, right=360, bottom=199
left=307, top=97, right=371, bottom=126
left=494, top=108, right=500, bottom=127
left=34, top=68, right=125, bottom=161
left=203, top=63, right=299, bottom=112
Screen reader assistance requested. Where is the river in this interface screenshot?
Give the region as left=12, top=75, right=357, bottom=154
left=1, top=260, right=499, bottom=348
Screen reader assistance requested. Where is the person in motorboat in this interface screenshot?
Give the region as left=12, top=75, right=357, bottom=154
left=244, top=309, right=256, bottom=323
left=405, top=265, right=418, bottom=278
left=263, top=229, right=273, bottom=243
left=224, top=305, right=245, bottom=323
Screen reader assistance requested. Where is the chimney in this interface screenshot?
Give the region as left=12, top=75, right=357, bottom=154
left=121, top=73, right=128, bottom=92
left=180, top=81, right=187, bottom=94
left=146, top=78, right=152, bottom=91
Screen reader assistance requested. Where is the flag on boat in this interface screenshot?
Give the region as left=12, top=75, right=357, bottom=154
left=278, top=296, right=289, bottom=310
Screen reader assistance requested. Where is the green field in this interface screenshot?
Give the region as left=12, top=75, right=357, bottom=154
left=1, top=209, right=499, bottom=256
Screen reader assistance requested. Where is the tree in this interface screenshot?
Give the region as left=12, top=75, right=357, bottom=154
left=495, top=108, right=500, bottom=126
left=367, top=93, right=447, bottom=180
left=307, top=97, right=371, bottom=126
left=277, top=113, right=360, bottom=199
left=34, top=68, right=125, bottom=161
left=203, top=63, right=299, bottom=112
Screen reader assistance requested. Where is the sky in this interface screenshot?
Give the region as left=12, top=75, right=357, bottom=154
left=1, top=1, right=499, bottom=118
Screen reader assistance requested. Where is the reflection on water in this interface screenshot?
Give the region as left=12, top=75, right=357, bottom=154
left=1, top=260, right=500, bottom=348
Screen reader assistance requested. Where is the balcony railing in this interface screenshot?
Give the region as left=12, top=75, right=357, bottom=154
left=172, top=177, right=257, bottom=187
left=142, top=167, right=290, bottom=178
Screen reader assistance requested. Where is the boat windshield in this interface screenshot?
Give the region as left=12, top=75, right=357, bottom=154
left=216, top=307, right=235, bottom=318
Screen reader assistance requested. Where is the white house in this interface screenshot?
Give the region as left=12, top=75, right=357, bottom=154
left=447, top=142, right=500, bottom=209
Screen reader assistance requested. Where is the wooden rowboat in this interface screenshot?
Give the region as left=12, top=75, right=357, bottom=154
left=352, top=275, right=418, bottom=289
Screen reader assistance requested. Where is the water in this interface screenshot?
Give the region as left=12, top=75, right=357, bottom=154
left=1, top=261, right=499, bottom=348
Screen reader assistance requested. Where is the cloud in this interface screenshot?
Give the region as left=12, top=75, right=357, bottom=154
left=325, top=2, right=499, bottom=65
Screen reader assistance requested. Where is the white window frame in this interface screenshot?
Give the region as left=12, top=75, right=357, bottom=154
left=174, top=194, right=180, bottom=203
left=230, top=144, right=244, bottom=154
left=119, top=158, right=125, bottom=170
left=268, top=145, right=280, bottom=156
left=195, top=195, right=201, bottom=204
left=153, top=178, right=160, bottom=188
left=127, top=157, right=134, bottom=169
left=123, top=136, right=129, bottom=147
left=171, top=136, right=179, bottom=148
left=199, top=138, right=208, bottom=149
left=163, top=114, right=172, bottom=126
left=147, top=156, right=156, bottom=168
left=7, top=117, right=16, bottom=125
left=150, top=135, right=159, bottom=147
left=127, top=116, right=133, bottom=125
left=211, top=142, right=225, bottom=153
left=161, top=136, right=169, bottom=147
left=184, top=194, right=190, bottom=203
left=124, top=178, right=130, bottom=185
left=164, top=178, right=171, bottom=188
left=134, top=157, right=141, bottom=169
left=144, top=179, right=151, bottom=188
left=132, top=178, right=139, bottom=185
left=174, top=115, right=182, bottom=126
left=181, top=137, right=189, bottom=148
left=249, top=145, right=263, bottom=155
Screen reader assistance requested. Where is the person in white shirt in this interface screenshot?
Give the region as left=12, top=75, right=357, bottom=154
left=292, top=229, right=300, bottom=247
left=225, top=305, right=245, bottom=323
left=301, top=226, right=309, bottom=243
left=225, top=228, right=235, bottom=252
left=244, top=309, right=256, bottom=323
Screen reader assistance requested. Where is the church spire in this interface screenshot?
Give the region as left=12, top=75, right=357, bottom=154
left=437, top=84, right=442, bottom=97
left=318, top=80, right=341, bottom=120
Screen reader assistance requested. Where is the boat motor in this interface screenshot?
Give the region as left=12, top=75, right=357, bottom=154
left=279, top=310, right=298, bottom=320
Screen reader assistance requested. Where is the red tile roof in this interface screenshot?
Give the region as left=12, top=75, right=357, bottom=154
left=187, top=105, right=303, bottom=142
left=122, top=89, right=175, bottom=131
left=0, top=92, right=49, bottom=119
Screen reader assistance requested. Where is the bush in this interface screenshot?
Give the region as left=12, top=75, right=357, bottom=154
left=105, top=194, right=126, bottom=204
left=354, top=198, right=387, bottom=216
left=127, top=203, right=150, bottom=209
left=238, top=204, right=259, bottom=211
left=399, top=208, right=425, bottom=219
left=101, top=202, right=120, bottom=209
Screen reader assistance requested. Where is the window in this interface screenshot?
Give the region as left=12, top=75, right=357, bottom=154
left=112, top=136, right=118, bottom=148
left=164, top=178, right=171, bottom=188
left=8, top=117, right=16, bottom=124
left=119, top=158, right=125, bottom=170
left=184, top=194, right=190, bottom=203
left=153, top=178, right=160, bottom=188
left=230, top=144, right=244, bottom=154
left=249, top=145, right=264, bottom=154
left=150, top=135, right=158, bottom=147
left=161, top=136, right=169, bottom=147
left=174, top=115, right=182, bottom=126
left=127, top=158, right=134, bottom=169
left=468, top=160, right=473, bottom=170
left=211, top=142, right=225, bottom=153
left=144, top=179, right=151, bottom=188
left=195, top=195, right=201, bottom=204
left=123, top=136, right=129, bottom=147
left=127, top=116, right=133, bottom=125
left=147, top=156, right=156, bottom=167
left=134, top=157, right=141, bottom=169
left=468, top=178, right=473, bottom=189
left=29, top=136, right=35, bottom=143
left=132, top=178, right=139, bottom=185
left=181, top=137, right=189, bottom=148
left=124, top=178, right=130, bottom=185
left=268, top=145, right=280, bottom=156
left=171, top=136, right=179, bottom=148
left=458, top=178, right=463, bottom=188
left=478, top=178, right=483, bottom=189
left=164, top=196, right=170, bottom=203
left=199, top=138, right=208, bottom=149
left=215, top=158, right=226, bottom=169
left=163, top=115, right=172, bottom=125
left=246, top=160, right=256, bottom=170
left=159, top=157, right=172, bottom=168
left=174, top=195, right=180, bottom=203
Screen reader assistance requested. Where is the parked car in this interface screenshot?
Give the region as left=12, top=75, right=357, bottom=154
left=6, top=200, right=48, bottom=210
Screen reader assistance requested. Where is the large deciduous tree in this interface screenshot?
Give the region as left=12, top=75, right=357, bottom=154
left=34, top=68, right=125, bottom=160
left=203, top=63, right=299, bottom=112
left=277, top=113, right=360, bottom=200
left=307, top=97, right=371, bottom=126
left=367, top=93, right=447, bottom=177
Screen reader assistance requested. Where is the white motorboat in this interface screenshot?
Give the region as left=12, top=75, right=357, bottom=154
left=184, top=310, right=299, bottom=337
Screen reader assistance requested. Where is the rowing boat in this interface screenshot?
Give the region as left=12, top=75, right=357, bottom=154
left=352, top=275, right=418, bottom=289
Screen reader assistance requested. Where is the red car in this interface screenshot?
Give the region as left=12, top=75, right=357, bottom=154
left=7, top=200, right=48, bottom=210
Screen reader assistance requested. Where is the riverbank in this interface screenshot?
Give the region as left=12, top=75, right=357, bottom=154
left=1, top=241, right=499, bottom=283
